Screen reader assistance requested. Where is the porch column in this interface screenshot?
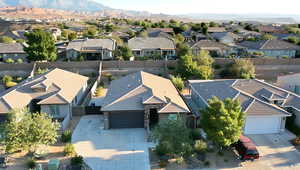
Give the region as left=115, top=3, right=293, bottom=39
left=104, top=112, right=109, bottom=130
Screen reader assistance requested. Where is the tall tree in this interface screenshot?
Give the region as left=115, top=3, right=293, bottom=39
left=223, top=59, right=256, bottom=79
left=24, top=29, right=57, bottom=62
left=201, top=97, right=245, bottom=148
left=4, top=109, right=60, bottom=153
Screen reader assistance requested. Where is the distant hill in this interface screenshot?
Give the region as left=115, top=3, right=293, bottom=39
left=0, top=0, right=110, bottom=11
left=182, top=13, right=300, bottom=24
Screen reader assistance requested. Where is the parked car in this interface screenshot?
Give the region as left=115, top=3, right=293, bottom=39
left=232, top=135, right=259, bottom=161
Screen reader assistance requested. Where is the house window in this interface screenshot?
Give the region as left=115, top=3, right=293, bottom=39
left=49, top=105, right=60, bottom=117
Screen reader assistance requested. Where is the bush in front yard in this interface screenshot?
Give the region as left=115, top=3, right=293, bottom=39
left=191, top=128, right=202, bottom=140
left=64, top=143, right=76, bottom=157
left=26, top=158, right=37, bottom=169
left=71, top=155, right=84, bottom=166
left=61, top=130, right=72, bottom=143
left=291, top=137, right=300, bottom=146
left=170, top=75, right=184, bottom=92
left=194, top=140, right=207, bottom=153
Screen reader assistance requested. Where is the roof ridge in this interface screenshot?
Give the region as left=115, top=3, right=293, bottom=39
left=158, top=101, right=189, bottom=113
left=102, top=84, right=144, bottom=109
left=232, top=86, right=290, bottom=115
left=259, top=39, right=270, bottom=49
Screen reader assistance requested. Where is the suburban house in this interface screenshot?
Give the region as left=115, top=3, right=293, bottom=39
left=128, top=37, right=176, bottom=59
left=191, top=40, right=233, bottom=57
left=0, top=68, right=89, bottom=130
left=208, top=27, right=226, bottom=33
left=100, top=71, right=190, bottom=130
left=66, top=39, right=116, bottom=60
left=210, top=32, right=241, bottom=45
left=0, top=43, right=27, bottom=61
left=257, top=25, right=288, bottom=34
left=147, top=28, right=174, bottom=39
left=189, top=79, right=300, bottom=134
left=182, top=30, right=208, bottom=42
left=238, top=39, right=300, bottom=58
left=277, top=73, right=300, bottom=95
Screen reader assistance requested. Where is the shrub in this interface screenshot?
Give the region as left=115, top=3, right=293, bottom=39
left=204, top=161, right=210, bottom=167
left=155, top=142, right=170, bottom=156
left=194, top=140, right=207, bottom=153
left=291, top=137, right=300, bottom=146
left=4, top=58, right=14, bottom=64
left=171, top=75, right=184, bottom=92
left=61, top=130, right=72, bottom=143
left=175, top=156, right=185, bottom=164
left=16, top=77, right=23, bottom=82
left=191, top=128, right=202, bottom=140
left=213, top=64, right=222, bottom=70
left=16, top=58, right=23, bottom=64
left=77, top=55, right=85, bottom=61
left=217, top=151, right=224, bottom=156
left=2, top=75, right=12, bottom=84
left=64, top=143, right=76, bottom=157
left=159, top=160, right=168, bottom=168
left=5, top=81, right=17, bottom=88
left=282, top=56, right=289, bottom=59
left=71, top=155, right=84, bottom=166
left=26, top=158, right=37, bottom=169
left=95, top=86, right=105, bottom=97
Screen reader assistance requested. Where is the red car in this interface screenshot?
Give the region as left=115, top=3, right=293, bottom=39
left=232, top=135, right=259, bottom=161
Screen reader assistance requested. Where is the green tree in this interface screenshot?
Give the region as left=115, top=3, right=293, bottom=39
left=174, top=34, right=185, bottom=44
left=114, top=46, right=133, bottom=60
left=201, top=25, right=208, bottom=35
left=24, top=29, right=57, bottom=62
left=194, top=50, right=214, bottom=66
left=4, top=109, right=60, bottom=153
left=83, top=27, right=98, bottom=38
left=68, top=32, right=77, bottom=41
left=261, top=34, right=276, bottom=40
left=0, top=36, right=14, bottom=43
left=228, top=59, right=256, bottom=79
left=201, top=97, right=245, bottom=148
left=151, top=115, right=193, bottom=157
left=177, top=54, right=197, bottom=79
left=209, top=21, right=219, bottom=27
left=193, top=50, right=214, bottom=80
left=171, top=75, right=184, bottom=92
left=287, top=36, right=300, bottom=44
left=176, top=43, right=191, bottom=57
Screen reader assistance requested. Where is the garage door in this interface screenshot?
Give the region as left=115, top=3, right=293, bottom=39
left=244, top=116, right=281, bottom=134
left=109, top=111, right=144, bottom=129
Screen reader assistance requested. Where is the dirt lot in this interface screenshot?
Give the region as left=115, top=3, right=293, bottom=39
left=3, top=115, right=82, bottom=170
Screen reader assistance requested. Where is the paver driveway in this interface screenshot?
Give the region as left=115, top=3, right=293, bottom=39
left=72, top=115, right=154, bottom=170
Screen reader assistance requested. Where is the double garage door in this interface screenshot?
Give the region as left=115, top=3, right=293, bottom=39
left=109, top=111, right=144, bottom=129
left=244, top=116, right=282, bottom=134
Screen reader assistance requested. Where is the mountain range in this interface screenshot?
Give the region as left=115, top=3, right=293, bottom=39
left=0, top=0, right=110, bottom=11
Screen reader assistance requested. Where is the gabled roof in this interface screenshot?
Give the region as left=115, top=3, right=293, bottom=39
left=239, top=39, right=300, bottom=50
left=0, top=68, right=89, bottom=113
left=211, top=32, right=241, bottom=40
left=0, top=43, right=26, bottom=54
left=191, top=40, right=231, bottom=50
left=208, top=27, right=226, bottom=33
left=189, top=79, right=298, bottom=116
left=101, top=71, right=190, bottom=113
left=128, top=37, right=176, bottom=50
left=67, top=39, right=116, bottom=51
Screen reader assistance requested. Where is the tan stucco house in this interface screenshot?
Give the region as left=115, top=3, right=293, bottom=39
left=100, top=71, right=190, bottom=131
left=0, top=68, right=89, bottom=130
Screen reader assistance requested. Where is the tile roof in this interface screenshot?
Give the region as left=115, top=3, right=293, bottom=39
left=210, top=32, right=241, bottom=40
left=0, top=68, right=89, bottom=113
left=239, top=39, right=300, bottom=50
left=128, top=37, right=176, bottom=50
left=189, top=79, right=298, bottom=116
left=67, top=39, right=116, bottom=51
left=101, top=71, right=190, bottom=113
left=208, top=27, right=226, bottom=33
left=0, top=43, right=25, bottom=54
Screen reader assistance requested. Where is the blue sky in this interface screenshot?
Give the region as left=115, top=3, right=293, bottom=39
left=96, top=0, right=300, bottom=15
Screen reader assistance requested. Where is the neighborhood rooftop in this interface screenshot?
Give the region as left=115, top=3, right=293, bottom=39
left=189, top=79, right=300, bottom=116
left=0, top=43, right=26, bottom=54
left=128, top=37, right=176, bottom=50
left=67, top=38, right=116, bottom=51
left=239, top=39, right=300, bottom=50
left=101, top=71, right=190, bottom=113
left=0, top=68, right=89, bottom=113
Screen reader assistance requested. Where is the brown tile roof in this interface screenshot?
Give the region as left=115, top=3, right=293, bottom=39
left=191, top=40, right=231, bottom=51
left=0, top=68, right=89, bottom=113
left=101, top=71, right=190, bottom=113
left=239, top=40, right=300, bottom=50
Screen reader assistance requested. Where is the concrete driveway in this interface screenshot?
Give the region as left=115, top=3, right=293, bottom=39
left=72, top=115, right=154, bottom=170
left=239, top=132, right=300, bottom=170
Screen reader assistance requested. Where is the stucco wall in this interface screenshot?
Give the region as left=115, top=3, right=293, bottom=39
left=277, top=74, right=300, bottom=94
left=41, top=104, right=70, bottom=118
